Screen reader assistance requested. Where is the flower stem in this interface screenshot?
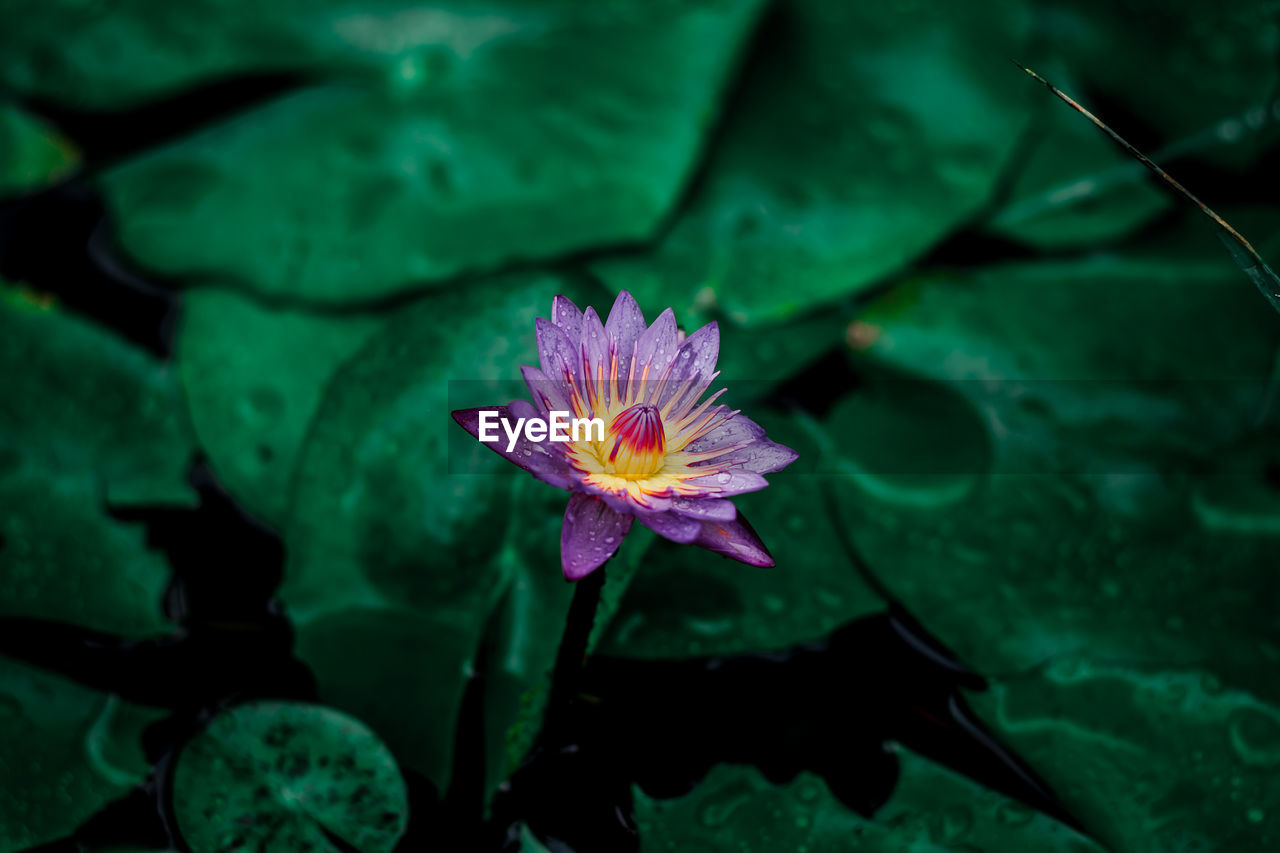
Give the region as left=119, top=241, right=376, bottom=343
left=545, top=563, right=607, bottom=736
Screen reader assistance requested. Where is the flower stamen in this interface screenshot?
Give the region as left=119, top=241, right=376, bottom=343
left=599, top=404, right=666, bottom=479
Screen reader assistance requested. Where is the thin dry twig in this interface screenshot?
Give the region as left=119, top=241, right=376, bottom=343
left=1015, top=63, right=1280, bottom=314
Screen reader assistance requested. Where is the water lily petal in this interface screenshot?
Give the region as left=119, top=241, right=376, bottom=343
left=451, top=405, right=575, bottom=489
left=551, top=294, right=584, bottom=343
left=637, top=510, right=701, bottom=543
left=685, top=468, right=769, bottom=497
left=670, top=496, right=737, bottom=522
left=561, top=492, right=632, bottom=580
left=580, top=307, right=609, bottom=400
left=452, top=290, right=796, bottom=574
left=535, top=317, right=581, bottom=399
left=521, top=364, right=571, bottom=417
left=702, top=439, right=800, bottom=474
left=684, top=414, right=766, bottom=453
left=578, top=480, right=673, bottom=515
left=657, top=321, right=719, bottom=412
left=692, top=513, right=774, bottom=567
left=507, top=398, right=541, bottom=422
left=633, top=307, right=680, bottom=401
left=605, top=290, right=646, bottom=400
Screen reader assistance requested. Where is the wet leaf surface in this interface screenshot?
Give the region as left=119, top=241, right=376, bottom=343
left=172, top=701, right=408, bottom=853
left=818, top=209, right=1280, bottom=848
left=488, top=492, right=657, bottom=807
left=0, top=100, right=78, bottom=198
left=1, top=283, right=196, bottom=507
left=983, top=71, right=1173, bottom=250
left=591, top=0, right=1034, bottom=323
left=177, top=288, right=384, bottom=527
left=984, top=0, right=1280, bottom=249
left=599, top=411, right=884, bottom=659
left=633, top=752, right=1103, bottom=852
left=972, top=658, right=1280, bottom=852
left=0, top=282, right=192, bottom=636
left=282, top=273, right=655, bottom=792
left=0, top=657, right=160, bottom=851
left=95, top=1, right=764, bottom=304
left=2, top=1, right=1279, bottom=849
left=0, top=470, right=171, bottom=636
left=1031, top=0, right=1279, bottom=147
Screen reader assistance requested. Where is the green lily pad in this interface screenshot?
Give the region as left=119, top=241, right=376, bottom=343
left=177, top=287, right=385, bottom=527
left=0, top=469, right=172, bottom=636
left=487, top=482, right=656, bottom=797
left=0, top=657, right=161, bottom=851
left=699, top=301, right=850, bottom=402
left=833, top=211, right=1280, bottom=673
left=172, top=701, right=408, bottom=853
left=984, top=67, right=1172, bottom=250
left=284, top=270, right=598, bottom=617
left=1033, top=0, right=1279, bottom=147
left=634, top=751, right=1103, bottom=851
left=0, top=0, right=521, bottom=108
left=815, top=210, right=1280, bottom=846
left=1191, top=430, right=1280, bottom=535
left=100, top=1, right=765, bottom=304
left=291, top=605, right=478, bottom=802
left=986, top=0, right=1280, bottom=249
left=0, top=100, right=78, bottom=197
left=0, top=286, right=187, bottom=846
left=0, top=282, right=193, bottom=635
left=1, top=1, right=753, bottom=109
left=973, top=658, right=1280, bottom=852
left=1, top=283, right=196, bottom=507
left=592, top=0, right=1034, bottom=324
left=600, top=411, right=883, bottom=660
left=283, top=273, right=661, bottom=789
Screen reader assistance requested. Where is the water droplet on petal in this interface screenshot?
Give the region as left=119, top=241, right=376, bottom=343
left=716, top=472, right=731, bottom=484
left=604, top=536, right=615, bottom=544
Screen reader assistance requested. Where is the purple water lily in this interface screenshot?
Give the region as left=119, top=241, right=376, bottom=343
left=452, top=291, right=798, bottom=580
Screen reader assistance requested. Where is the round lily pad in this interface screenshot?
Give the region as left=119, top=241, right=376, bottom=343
left=172, top=701, right=408, bottom=853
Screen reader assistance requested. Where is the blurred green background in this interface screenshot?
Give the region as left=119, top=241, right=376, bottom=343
left=1, top=0, right=1279, bottom=851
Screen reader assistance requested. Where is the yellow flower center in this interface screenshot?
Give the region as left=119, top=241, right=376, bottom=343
left=598, top=404, right=666, bottom=479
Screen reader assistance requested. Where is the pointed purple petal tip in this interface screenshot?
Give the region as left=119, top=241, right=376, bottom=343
left=561, top=492, right=633, bottom=581
left=693, top=513, right=775, bottom=567
left=451, top=404, right=575, bottom=489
